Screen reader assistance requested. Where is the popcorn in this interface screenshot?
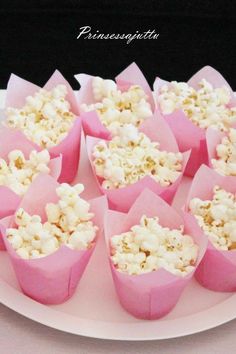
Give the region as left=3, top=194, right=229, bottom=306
left=92, top=125, right=183, bottom=189
left=6, top=183, right=98, bottom=259
left=0, top=149, right=51, bottom=195
left=158, top=79, right=236, bottom=131
left=189, top=186, right=236, bottom=250
left=211, top=128, right=236, bottom=175
left=110, top=215, right=198, bottom=276
left=80, top=77, right=152, bottom=135
left=5, top=85, right=75, bottom=148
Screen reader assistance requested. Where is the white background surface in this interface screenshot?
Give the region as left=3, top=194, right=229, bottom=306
left=0, top=304, right=236, bottom=354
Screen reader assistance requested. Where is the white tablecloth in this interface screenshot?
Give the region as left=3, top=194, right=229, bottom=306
left=0, top=303, right=236, bottom=354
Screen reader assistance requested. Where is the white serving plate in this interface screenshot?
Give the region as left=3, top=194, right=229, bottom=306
left=0, top=90, right=235, bottom=341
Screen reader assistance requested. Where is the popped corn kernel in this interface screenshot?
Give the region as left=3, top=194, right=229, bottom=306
left=16, top=247, right=30, bottom=259
left=0, top=149, right=51, bottom=195
left=158, top=79, right=236, bottom=132
left=111, top=215, right=198, bottom=276
left=45, top=203, right=61, bottom=223
left=92, top=125, right=183, bottom=189
left=5, top=85, right=75, bottom=148
left=6, top=183, right=98, bottom=259
left=80, top=77, right=152, bottom=135
left=212, top=128, right=236, bottom=175
left=189, top=186, right=236, bottom=250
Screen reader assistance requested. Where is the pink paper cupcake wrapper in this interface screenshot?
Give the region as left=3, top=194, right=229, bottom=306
left=5, top=70, right=81, bottom=183
left=184, top=164, right=236, bottom=291
left=104, top=188, right=208, bottom=319
left=0, top=174, right=108, bottom=304
left=154, top=66, right=236, bottom=176
left=75, top=62, right=154, bottom=138
left=86, top=111, right=190, bottom=212
left=0, top=128, right=62, bottom=250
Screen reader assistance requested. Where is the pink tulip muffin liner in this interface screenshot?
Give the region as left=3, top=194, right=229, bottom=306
left=0, top=174, right=107, bottom=304
left=75, top=62, right=155, bottom=139
left=0, top=128, right=62, bottom=251
left=104, top=188, right=207, bottom=320
left=154, top=66, right=236, bottom=177
left=184, top=164, right=236, bottom=292
left=4, top=70, right=81, bottom=183
left=86, top=111, right=190, bottom=212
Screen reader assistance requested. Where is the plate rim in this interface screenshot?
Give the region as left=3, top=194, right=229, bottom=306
left=1, top=279, right=236, bottom=341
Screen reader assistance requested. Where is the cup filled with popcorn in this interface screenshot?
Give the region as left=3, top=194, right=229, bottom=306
left=86, top=111, right=190, bottom=212
left=0, top=128, right=62, bottom=250
left=0, top=174, right=107, bottom=304
left=154, top=66, right=236, bottom=176
left=4, top=70, right=81, bottom=183
left=75, top=62, right=154, bottom=139
left=104, top=188, right=207, bottom=319
left=206, top=126, right=236, bottom=176
left=185, top=164, right=236, bottom=291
